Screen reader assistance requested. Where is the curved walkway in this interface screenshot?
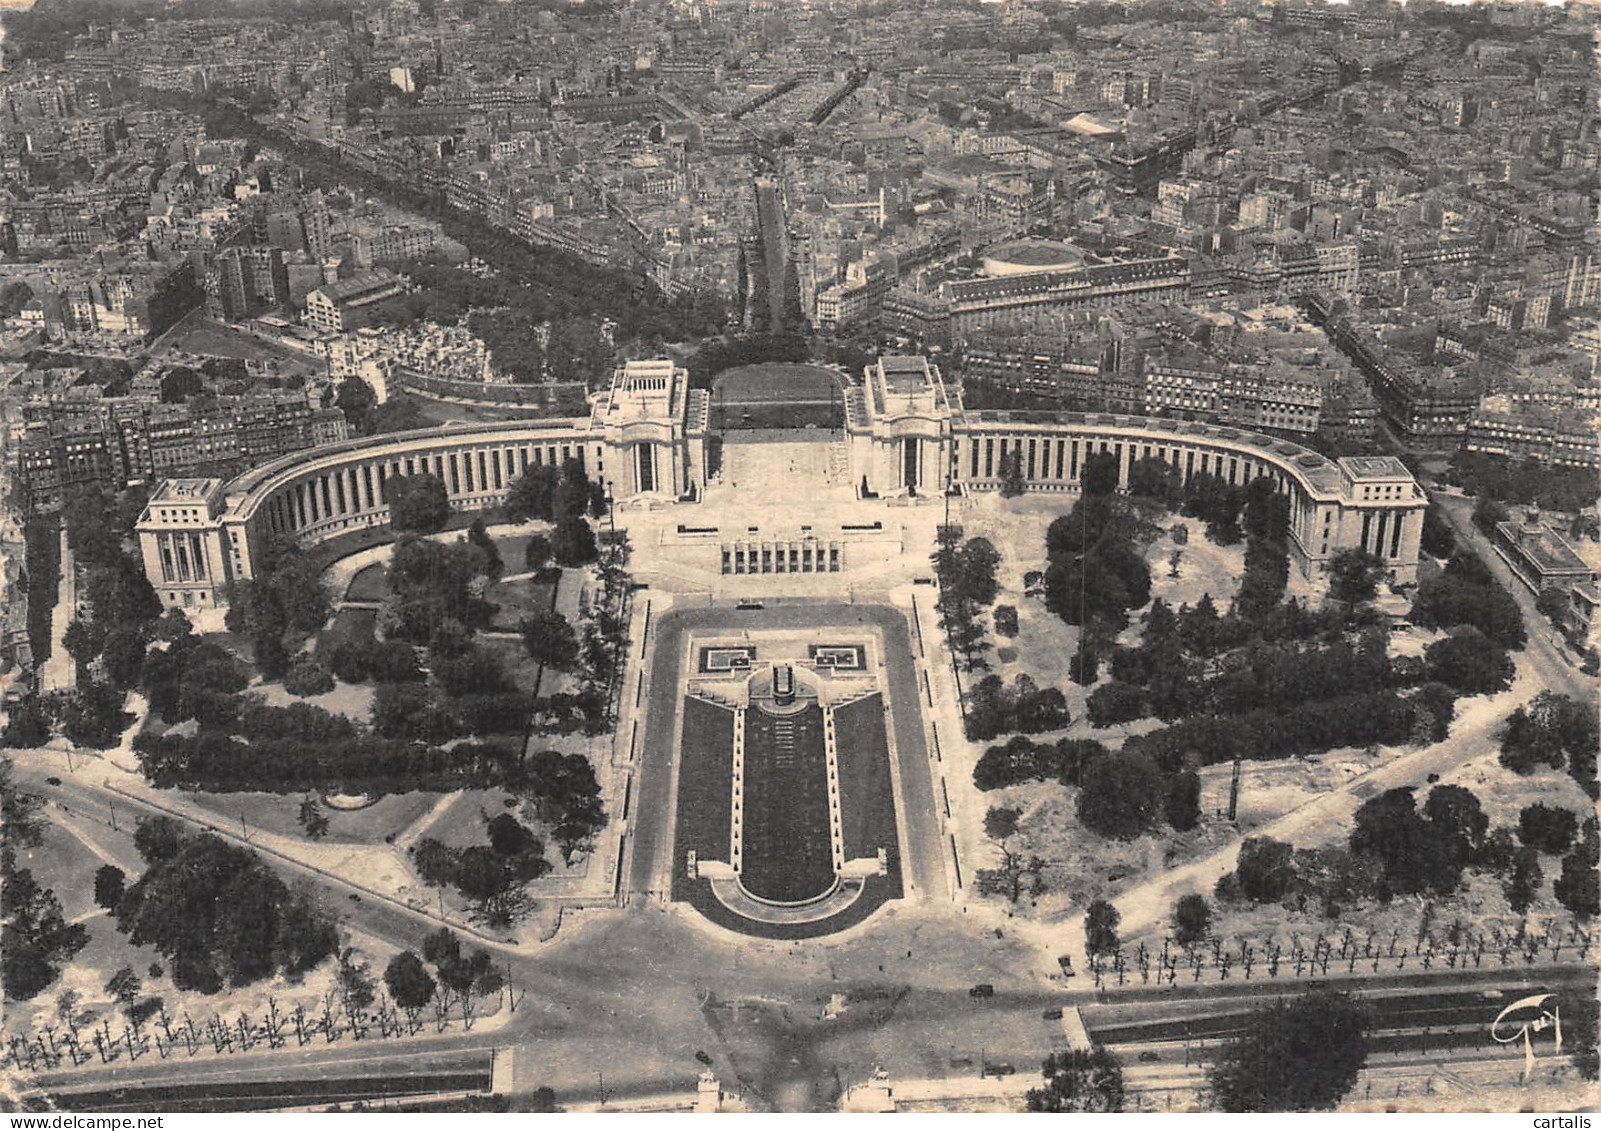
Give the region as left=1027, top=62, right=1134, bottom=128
left=707, top=875, right=864, bottom=924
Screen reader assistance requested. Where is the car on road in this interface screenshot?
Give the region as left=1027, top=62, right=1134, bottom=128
left=1138, top=1051, right=1161, bottom=1063
left=969, top=984, right=994, bottom=999
left=46, top=777, right=61, bottom=786
left=1042, top=1007, right=1063, bottom=1020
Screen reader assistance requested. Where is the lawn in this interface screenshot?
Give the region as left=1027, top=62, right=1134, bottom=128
left=670, top=696, right=737, bottom=879
left=16, top=820, right=110, bottom=922
left=180, top=789, right=444, bottom=845
left=407, top=788, right=520, bottom=850
left=484, top=572, right=558, bottom=630
left=317, top=607, right=378, bottom=655
left=344, top=563, right=389, bottom=603
left=833, top=693, right=901, bottom=871
left=255, top=678, right=375, bottom=723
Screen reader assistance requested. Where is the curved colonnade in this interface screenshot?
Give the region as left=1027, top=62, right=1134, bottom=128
left=136, top=405, right=1424, bottom=611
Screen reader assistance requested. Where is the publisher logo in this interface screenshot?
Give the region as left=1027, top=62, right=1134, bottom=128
left=1490, top=993, right=1562, bottom=1081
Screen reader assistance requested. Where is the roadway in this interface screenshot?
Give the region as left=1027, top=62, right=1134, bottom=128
left=753, top=178, right=789, bottom=335
left=34, top=953, right=1587, bottom=1111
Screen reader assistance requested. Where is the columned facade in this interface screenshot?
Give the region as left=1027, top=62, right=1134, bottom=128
left=136, top=355, right=1426, bottom=609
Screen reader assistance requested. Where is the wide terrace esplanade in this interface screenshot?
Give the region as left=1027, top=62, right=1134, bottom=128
left=135, top=355, right=1426, bottom=610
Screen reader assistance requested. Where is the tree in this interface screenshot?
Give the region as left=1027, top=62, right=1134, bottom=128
left=387, top=473, right=451, bottom=534
left=1518, top=804, right=1578, bottom=855
left=1164, top=771, right=1202, bottom=832
left=413, top=838, right=460, bottom=888
left=1075, top=752, right=1163, bottom=840
left=1422, top=784, right=1487, bottom=871
left=1209, top=990, right=1370, bottom=1111
left=384, top=951, right=436, bottom=1013
left=467, top=519, right=504, bottom=582
left=1085, top=681, right=1149, bottom=729
left=1536, top=587, right=1570, bottom=627
left=503, top=465, right=561, bottom=523
left=1, top=696, right=51, bottom=749
left=992, top=605, right=1019, bottom=637
left=984, top=805, right=1022, bottom=843
left=336, top=948, right=377, bottom=1012
left=523, top=533, right=553, bottom=572
left=298, top=797, right=331, bottom=840
left=1471, top=496, right=1510, bottom=536
left=1554, top=823, right=1599, bottom=919
left=1172, top=893, right=1211, bottom=945
left=335, top=376, right=377, bottom=431
left=550, top=514, right=597, bottom=566
left=1505, top=847, right=1543, bottom=915
left=2, top=866, right=90, bottom=1000
left=1234, top=837, right=1298, bottom=903
left=133, top=816, right=186, bottom=865
left=101, top=627, right=148, bottom=690
left=93, top=865, right=125, bottom=911
left=1423, top=627, right=1513, bottom=695
left=283, top=658, right=334, bottom=697
left=105, top=965, right=142, bottom=1006
left=159, top=367, right=206, bottom=404
left=1326, top=548, right=1386, bottom=606
left=1420, top=506, right=1456, bottom=559
left=999, top=448, right=1026, bottom=497
left=486, top=813, right=537, bottom=859
left=1084, top=899, right=1120, bottom=958
left=1026, top=1048, right=1125, bottom=1112
left=1081, top=450, right=1120, bottom=497
left=1351, top=787, right=1457, bottom=896
left=521, top=609, right=580, bottom=671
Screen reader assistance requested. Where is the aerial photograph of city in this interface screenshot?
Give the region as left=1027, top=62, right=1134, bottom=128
left=0, top=0, right=1595, bottom=1117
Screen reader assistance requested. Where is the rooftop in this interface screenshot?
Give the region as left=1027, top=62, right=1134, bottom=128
left=149, top=477, right=223, bottom=503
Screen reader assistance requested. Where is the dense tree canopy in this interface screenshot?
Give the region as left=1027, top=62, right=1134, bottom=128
left=386, top=473, right=452, bottom=534
left=1209, top=990, right=1371, bottom=1111
left=115, top=825, right=338, bottom=992
left=1076, top=751, right=1163, bottom=840
left=1026, top=1048, right=1125, bottom=1112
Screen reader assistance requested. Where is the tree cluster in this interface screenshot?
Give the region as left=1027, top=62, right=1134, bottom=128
left=1446, top=450, right=1599, bottom=516
left=972, top=734, right=1107, bottom=791
left=1498, top=691, right=1598, bottom=799
left=501, top=460, right=603, bottom=567
left=1042, top=492, right=1152, bottom=641
left=1025, top=1048, right=1125, bottom=1112
left=224, top=537, right=332, bottom=677
left=411, top=813, right=551, bottom=927
left=1209, top=990, right=1371, bottom=1111
left=379, top=535, right=499, bottom=649
left=1214, top=781, right=1556, bottom=919
left=112, top=818, right=338, bottom=993
left=1409, top=552, right=1526, bottom=652
left=963, top=673, right=1070, bottom=742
